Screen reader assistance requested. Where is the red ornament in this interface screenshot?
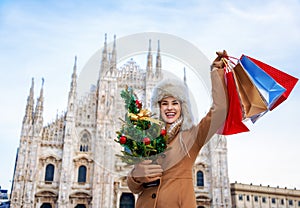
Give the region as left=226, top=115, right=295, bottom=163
left=119, top=136, right=127, bottom=144
left=135, top=100, right=142, bottom=109
left=143, top=137, right=151, bottom=145
left=160, top=129, right=167, bottom=136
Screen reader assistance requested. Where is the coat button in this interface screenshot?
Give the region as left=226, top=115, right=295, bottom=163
left=152, top=193, right=156, bottom=199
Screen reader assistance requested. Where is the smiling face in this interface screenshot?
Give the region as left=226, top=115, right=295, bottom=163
left=159, top=96, right=182, bottom=127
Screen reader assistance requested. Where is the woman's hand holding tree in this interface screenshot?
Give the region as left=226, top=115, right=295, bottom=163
left=131, top=160, right=163, bottom=183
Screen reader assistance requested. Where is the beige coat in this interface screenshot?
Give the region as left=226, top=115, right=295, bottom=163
left=127, top=69, right=228, bottom=208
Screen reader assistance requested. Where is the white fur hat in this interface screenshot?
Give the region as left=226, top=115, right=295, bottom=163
left=151, top=78, right=194, bottom=131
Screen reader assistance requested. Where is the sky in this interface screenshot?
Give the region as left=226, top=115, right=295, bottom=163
left=0, top=0, right=300, bottom=191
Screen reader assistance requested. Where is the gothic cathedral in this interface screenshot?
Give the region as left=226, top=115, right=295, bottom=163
left=10, top=34, right=232, bottom=208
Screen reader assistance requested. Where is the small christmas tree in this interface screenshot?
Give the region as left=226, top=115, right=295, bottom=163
left=115, top=86, right=167, bottom=165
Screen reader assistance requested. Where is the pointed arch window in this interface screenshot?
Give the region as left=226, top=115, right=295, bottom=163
left=120, top=193, right=135, bottom=208
left=197, top=170, right=204, bottom=187
left=45, top=164, right=54, bottom=182
left=79, top=131, right=91, bottom=152
left=78, top=165, right=87, bottom=183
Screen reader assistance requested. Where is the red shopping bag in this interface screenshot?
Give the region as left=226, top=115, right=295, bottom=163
left=244, top=55, right=298, bottom=110
left=218, top=70, right=249, bottom=135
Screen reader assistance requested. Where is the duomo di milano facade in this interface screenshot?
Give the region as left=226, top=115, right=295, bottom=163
left=10, top=34, right=232, bottom=208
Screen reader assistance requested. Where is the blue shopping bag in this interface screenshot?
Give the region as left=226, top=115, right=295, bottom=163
left=246, top=55, right=298, bottom=111
left=240, top=55, right=286, bottom=110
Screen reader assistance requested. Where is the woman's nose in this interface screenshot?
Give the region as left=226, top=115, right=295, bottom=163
left=166, top=104, right=172, bottom=110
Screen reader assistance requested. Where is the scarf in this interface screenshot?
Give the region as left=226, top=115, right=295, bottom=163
left=166, top=116, right=191, bottom=158
left=166, top=116, right=183, bottom=144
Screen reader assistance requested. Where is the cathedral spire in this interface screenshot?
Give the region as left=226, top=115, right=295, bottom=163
left=34, top=78, right=44, bottom=124
left=102, top=33, right=108, bottom=64
left=155, top=40, right=161, bottom=77
left=23, top=78, right=35, bottom=124
left=146, top=39, right=153, bottom=74
left=103, top=33, right=108, bottom=60
left=110, top=34, right=117, bottom=70
left=70, top=56, right=77, bottom=97
left=98, top=34, right=109, bottom=81
left=67, top=56, right=77, bottom=113
left=183, top=67, right=187, bottom=86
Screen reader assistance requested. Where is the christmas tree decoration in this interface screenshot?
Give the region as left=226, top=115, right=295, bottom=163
left=143, top=137, right=151, bottom=145
left=119, top=136, right=127, bottom=144
left=160, top=129, right=167, bottom=136
left=115, top=86, right=168, bottom=165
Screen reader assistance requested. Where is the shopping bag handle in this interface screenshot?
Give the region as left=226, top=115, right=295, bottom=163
left=221, top=57, right=232, bottom=73
left=221, top=57, right=237, bottom=73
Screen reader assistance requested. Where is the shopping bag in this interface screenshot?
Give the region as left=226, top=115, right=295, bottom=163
left=232, top=62, right=268, bottom=118
left=240, top=55, right=286, bottom=109
left=218, top=69, right=249, bottom=135
left=244, top=55, right=298, bottom=110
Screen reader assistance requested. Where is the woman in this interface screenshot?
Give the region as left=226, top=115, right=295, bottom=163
left=127, top=51, right=228, bottom=208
